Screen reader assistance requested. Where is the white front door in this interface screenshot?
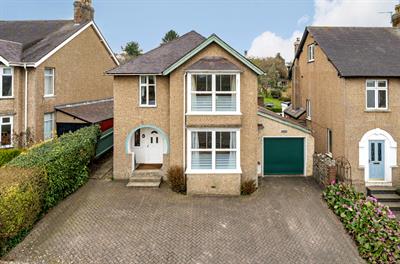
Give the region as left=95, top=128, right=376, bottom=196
left=145, top=130, right=163, bottom=164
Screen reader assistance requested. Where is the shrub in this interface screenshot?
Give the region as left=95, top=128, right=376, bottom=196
left=167, top=166, right=186, bottom=193
left=279, top=96, right=291, bottom=102
left=323, top=183, right=400, bottom=263
left=270, top=89, right=282, bottom=99
left=0, top=167, right=47, bottom=255
left=241, top=180, right=257, bottom=195
left=0, top=149, right=22, bottom=167
left=9, top=126, right=100, bottom=209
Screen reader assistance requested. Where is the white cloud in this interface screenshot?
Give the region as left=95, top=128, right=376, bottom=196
left=248, top=0, right=397, bottom=61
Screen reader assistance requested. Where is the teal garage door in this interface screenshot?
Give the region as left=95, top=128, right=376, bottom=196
left=263, top=138, right=304, bottom=175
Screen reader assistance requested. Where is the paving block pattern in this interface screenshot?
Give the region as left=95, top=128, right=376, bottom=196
left=4, top=177, right=364, bottom=264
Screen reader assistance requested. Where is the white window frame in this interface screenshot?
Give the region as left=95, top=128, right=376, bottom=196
left=0, top=116, right=13, bottom=148
left=327, top=128, right=332, bottom=155
left=139, top=75, right=157, bottom=107
left=365, top=80, right=388, bottom=110
left=0, top=66, right=13, bottom=98
left=306, top=99, right=311, bottom=120
left=187, top=72, right=241, bottom=115
left=44, top=112, right=55, bottom=140
left=307, top=44, right=315, bottom=62
left=44, top=68, right=55, bottom=97
left=186, top=128, right=241, bottom=174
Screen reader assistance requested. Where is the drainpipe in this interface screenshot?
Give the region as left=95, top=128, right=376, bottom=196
left=183, top=72, right=187, bottom=172
left=24, top=63, right=28, bottom=132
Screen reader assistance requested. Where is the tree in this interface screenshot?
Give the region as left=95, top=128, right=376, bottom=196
left=162, top=30, right=180, bottom=43
left=121, top=41, right=142, bottom=57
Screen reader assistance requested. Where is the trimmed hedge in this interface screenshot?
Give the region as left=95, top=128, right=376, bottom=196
left=324, top=183, right=400, bottom=263
left=9, top=126, right=100, bottom=210
left=0, top=167, right=47, bottom=255
left=0, top=149, right=22, bottom=167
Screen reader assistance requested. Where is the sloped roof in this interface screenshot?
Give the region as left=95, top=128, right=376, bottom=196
left=258, top=106, right=310, bottom=133
left=0, top=39, right=22, bottom=62
left=107, top=31, right=206, bottom=75
left=295, top=26, right=400, bottom=77
left=55, top=98, right=113, bottom=124
left=186, top=56, right=241, bottom=71
left=0, top=20, right=88, bottom=63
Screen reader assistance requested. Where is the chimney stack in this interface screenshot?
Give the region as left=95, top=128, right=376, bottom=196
left=294, top=37, right=301, bottom=54
left=392, top=4, right=400, bottom=28
left=74, top=0, right=94, bottom=24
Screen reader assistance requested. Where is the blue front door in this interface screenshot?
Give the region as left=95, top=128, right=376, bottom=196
left=369, top=140, right=385, bottom=180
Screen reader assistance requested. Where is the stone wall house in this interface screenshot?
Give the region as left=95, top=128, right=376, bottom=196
left=0, top=0, right=118, bottom=145
left=287, top=4, right=400, bottom=189
left=108, top=31, right=315, bottom=195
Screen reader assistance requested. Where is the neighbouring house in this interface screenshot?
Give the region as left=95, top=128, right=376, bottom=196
left=108, top=31, right=314, bottom=195
left=287, top=4, right=400, bottom=189
left=0, top=0, right=118, bottom=146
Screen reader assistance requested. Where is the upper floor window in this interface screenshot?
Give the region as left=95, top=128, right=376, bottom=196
left=44, top=113, right=54, bottom=140
left=0, top=67, right=13, bottom=98
left=140, top=75, right=156, bottom=107
left=307, top=44, right=315, bottom=62
left=44, top=68, right=55, bottom=97
left=366, top=80, right=387, bottom=110
left=327, top=128, right=333, bottom=155
left=0, top=116, right=12, bottom=147
left=188, top=73, right=240, bottom=114
left=306, top=99, right=311, bottom=120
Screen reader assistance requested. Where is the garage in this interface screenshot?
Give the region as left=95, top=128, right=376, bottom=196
left=263, top=137, right=304, bottom=175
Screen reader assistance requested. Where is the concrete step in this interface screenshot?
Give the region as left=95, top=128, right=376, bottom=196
left=129, top=176, right=162, bottom=183
left=367, top=186, right=397, bottom=195
left=381, top=202, right=400, bottom=211
left=126, top=181, right=161, bottom=188
left=127, top=169, right=163, bottom=188
left=373, top=193, right=400, bottom=203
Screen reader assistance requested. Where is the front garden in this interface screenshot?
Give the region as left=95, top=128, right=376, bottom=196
left=324, top=183, right=400, bottom=263
left=0, top=126, right=100, bottom=256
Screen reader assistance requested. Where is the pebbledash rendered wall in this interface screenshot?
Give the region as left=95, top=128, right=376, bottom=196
left=113, top=43, right=259, bottom=195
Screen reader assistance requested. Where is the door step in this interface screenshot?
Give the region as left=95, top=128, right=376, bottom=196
left=367, top=187, right=400, bottom=213
left=367, top=186, right=397, bottom=195
left=127, top=169, right=163, bottom=188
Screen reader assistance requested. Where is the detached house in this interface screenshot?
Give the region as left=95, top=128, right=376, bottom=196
left=108, top=31, right=314, bottom=195
left=288, top=5, right=400, bottom=188
left=0, top=0, right=118, bottom=146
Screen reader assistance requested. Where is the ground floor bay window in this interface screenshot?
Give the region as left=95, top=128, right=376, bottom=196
left=187, top=128, right=241, bottom=173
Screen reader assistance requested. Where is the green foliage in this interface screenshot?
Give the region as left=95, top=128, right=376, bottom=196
left=323, top=183, right=400, bottom=263
left=0, top=149, right=22, bottom=167
left=270, top=89, right=282, bottom=99
left=167, top=166, right=186, bottom=194
left=121, top=41, right=142, bottom=57
left=162, top=30, right=180, bottom=43
left=9, top=126, right=100, bottom=210
left=241, top=180, right=257, bottom=195
left=0, top=167, right=47, bottom=255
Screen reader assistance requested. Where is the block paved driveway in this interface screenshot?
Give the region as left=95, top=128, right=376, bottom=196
left=4, top=177, right=364, bottom=264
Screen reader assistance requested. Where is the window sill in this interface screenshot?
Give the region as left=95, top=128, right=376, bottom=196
left=0, top=145, right=13, bottom=149
left=139, top=105, right=157, bottom=108
left=185, top=169, right=242, bottom=174
left=0, top=97, right=14, bottom=100
left=364, top=109, right=390, bottom=113
left=44, top=95, right=56, bottom=99
left=186, top=112, right=242, bottom=116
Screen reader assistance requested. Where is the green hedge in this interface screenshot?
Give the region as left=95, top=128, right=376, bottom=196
left=0, top=149, right=22, bottom=167
left=324, top=183, right=400, bottom=263
left=0, top=167, right=47, bottom=255
left=9, top=126, right=100, bottom=210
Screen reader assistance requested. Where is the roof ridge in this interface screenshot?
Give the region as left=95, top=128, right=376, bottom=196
left=0, top=19, right=73, bottom=23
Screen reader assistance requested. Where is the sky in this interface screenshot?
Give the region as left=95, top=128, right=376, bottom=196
left=0, top=0, right=398, bottom=62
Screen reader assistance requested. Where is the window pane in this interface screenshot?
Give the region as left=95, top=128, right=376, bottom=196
left=371, top=142, right=375, bottom=161
left=378, top=81, right=387, bottom=88
left=191, top=131, right=211, bottom=149
left=216, top=132, right=236, bottom=149
left=44, top=69, right=53, bottom=76
left=2, top=76, right=12, bottom=96
left=148, top=76, right=155, bottom=85
left=3, top=68, right=11, bottom=75
left=191, top=151, right=212, bottom=169
left=148, top=86, right=156, bottom=105
left=366, top=81, right=375, bottom=88
left=216, top=94, right=236, bottom=111
left=140, top=76, right=146, bottom=84
left=367, top=90, right=375, bottom=108
left=140, top=86, right=147, bottom=105
left=44, top=76, right=53, bottom=95
left=2, top=117, right=10, bottom=123
left=192, top=75, right=211, bottom=92
left=191, top=94, right=212, bottom=111
left=134, top=129, right=140, bottom=147
left=216, top=75, right=236, bottom=92
left=216, top=151, right=236, bottom=169
left=378, top=143, right=382, bottom=162
left=378, top=90, right=386, bottom=108
left=44, top=114, right=54, bottom=140
left=1, top=124, right=11, bottom=146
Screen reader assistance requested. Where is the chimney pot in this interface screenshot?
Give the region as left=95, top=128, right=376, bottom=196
left=392, top=4, right=400, bottom=28
left=294, top=37, right=301, bottom=54
left=74, top=0, right=94, bottom=24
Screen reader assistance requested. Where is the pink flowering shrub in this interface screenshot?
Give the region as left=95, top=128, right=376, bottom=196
left=323, top=183, right=400, bottom=263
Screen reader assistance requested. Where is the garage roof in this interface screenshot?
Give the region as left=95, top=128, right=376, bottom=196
left=258, top=106, right=310, bottom=133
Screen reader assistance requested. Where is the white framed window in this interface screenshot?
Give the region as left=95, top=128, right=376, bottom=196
left=306, top=99, right=311, bottom=120
left=327, top=128, right=332, bottom=155
left=307, top=44, right=315, bottom=62
left=0, top=116, right=13, bottom=147
left=44, top=113, right=55, bottom=140
left=187, top=128, right=241, bottom=173
left=0, top=66, right=13, bottom=98
left=139, top=75, right=156, bottom=107
left=44, top=68, right=55, bottom=97
left=366, top=80, right=388, bottom=110
left=187, top=73, right=240, bottom=114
